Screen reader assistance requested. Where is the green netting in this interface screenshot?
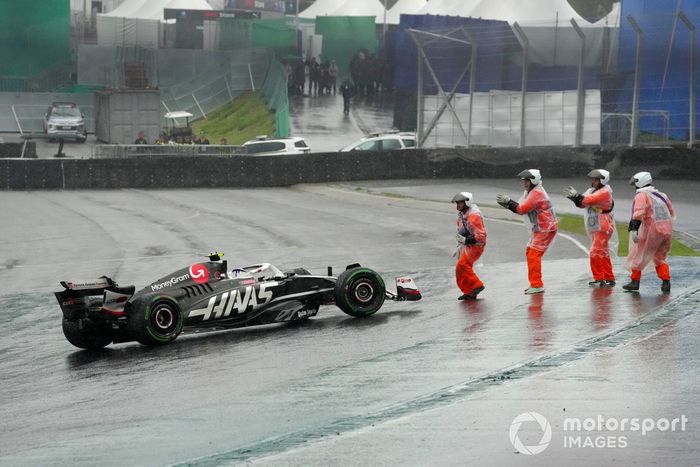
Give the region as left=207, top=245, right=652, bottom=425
left=315, top=16, right=378, bottom=79
left=251, top=19, right=296, bottom=55
left=260, top=60, right=289, bottom=138
left=55, top=84, right=105, bottom=94
left=0, top=0, right=70, bottom=77
left=220, top=18, right=296, bottom=56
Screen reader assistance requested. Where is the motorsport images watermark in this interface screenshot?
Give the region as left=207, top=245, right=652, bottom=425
left=509, top=412, right=689, bottom=454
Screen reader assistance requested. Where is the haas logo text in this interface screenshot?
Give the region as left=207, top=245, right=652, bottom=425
left=188, top=283, right=277, bottom=321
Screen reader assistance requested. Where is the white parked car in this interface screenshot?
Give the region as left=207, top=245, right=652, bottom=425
left=44, top=102, right=87, bottom=142
left=243, top=136, right=310, bottom=155
left=339, top=131, right=416, bottom=152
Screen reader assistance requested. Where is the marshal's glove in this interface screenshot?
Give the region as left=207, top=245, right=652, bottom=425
left=562, top=186, right=578, bottom=198
left=455, top=233, right=477, bottom=245
left=628, top=219, right=642, bottom=244
left=497, top=193, right=519, bottom=213
left=631, top=230, right=640, bottom=243
left=562, top=186, right=584, bottom=207
left=496, top=193, right=511, bottom=208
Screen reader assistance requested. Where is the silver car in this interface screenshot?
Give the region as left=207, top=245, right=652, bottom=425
left=243, top=136, right=310, bottom=155
left=339, top=131, right=416, bottom=152
left=44, top=102, right=87, bottom=142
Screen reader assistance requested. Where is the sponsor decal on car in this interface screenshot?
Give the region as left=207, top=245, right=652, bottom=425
left=188, top=282, right=277, bottom=321
left=65, top=279, right=111, bottom=290
left=189, top=263, right=210, bottom=284
left=151, top=273, right=190, bottom=291
left=396, top=277, right=418, bottom=289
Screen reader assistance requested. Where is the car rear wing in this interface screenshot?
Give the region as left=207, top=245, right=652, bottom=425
left=59, top=277, right=118, bottom=297
left=56, top=276, right=135, bottom=319
left=385, top=276, right=422, bottom=302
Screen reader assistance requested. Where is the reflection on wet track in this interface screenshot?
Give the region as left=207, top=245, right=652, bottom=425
left=0, top=185, right=698, bottom=466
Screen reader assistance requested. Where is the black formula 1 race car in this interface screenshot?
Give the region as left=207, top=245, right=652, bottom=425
left=55, top=254, right=422, bottom=349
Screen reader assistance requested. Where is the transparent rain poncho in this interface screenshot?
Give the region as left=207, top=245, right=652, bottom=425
left=516, top=185, right=558, bottom=252
left=625, top=187, right=675, bottom=272
left=581, top=185, right=619, bottom=259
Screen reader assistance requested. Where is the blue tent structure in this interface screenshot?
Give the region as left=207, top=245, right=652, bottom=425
left=390, top=1, right=700, bottom=144
left=392, top=15, right=514, bottom=93
left=616, top=0, right=700, bottom=140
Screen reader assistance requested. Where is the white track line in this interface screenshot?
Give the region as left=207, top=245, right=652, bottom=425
left=320, top=185, right=590, bottom=257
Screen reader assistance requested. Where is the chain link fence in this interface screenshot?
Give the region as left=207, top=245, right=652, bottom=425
left=260, top=60, right=290, bottom=138
left=394, top=7, right=700, bottom=148
left=77, top=45, right=272, bottom=127
left=2, top=47, right=277, bottom=135
left=0, top=92, right=95, bottom=134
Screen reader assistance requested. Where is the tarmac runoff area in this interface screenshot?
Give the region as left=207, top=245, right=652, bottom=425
left=0, top=182, right=698, bottom=466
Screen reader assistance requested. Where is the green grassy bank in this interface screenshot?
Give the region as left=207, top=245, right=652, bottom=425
left=191, top=91, right=274, bottom=145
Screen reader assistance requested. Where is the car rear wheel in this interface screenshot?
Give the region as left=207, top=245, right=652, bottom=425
left=334, top=267, right=385, bottom=317
left=128, top=297, right=183, bottom=346
left=62, top=318, right=113, bottom=350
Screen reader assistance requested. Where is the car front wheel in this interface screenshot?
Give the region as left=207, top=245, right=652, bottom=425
left=334, top=267, right=386, bottom=317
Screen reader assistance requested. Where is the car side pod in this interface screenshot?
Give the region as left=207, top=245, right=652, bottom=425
left=388, top=277, right=422, bottom=302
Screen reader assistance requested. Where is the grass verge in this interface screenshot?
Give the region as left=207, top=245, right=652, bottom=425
left=191, top=91, right=274, bottom=145
left=556, top=212, right=698, bottom=257
left=351, top=186, right=697, bottom=257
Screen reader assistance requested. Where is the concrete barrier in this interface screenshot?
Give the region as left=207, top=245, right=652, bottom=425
left=0, top=142, right=36, bottom=159
left=0, top=146, right=697, bottom=190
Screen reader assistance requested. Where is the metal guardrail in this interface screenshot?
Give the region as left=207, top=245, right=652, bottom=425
left=91, top=144, right=246, bottom=158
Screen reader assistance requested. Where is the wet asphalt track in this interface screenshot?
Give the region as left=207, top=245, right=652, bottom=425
left=1, top=183, right=699, bottom=466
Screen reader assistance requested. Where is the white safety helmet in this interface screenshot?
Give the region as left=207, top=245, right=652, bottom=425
left=518, top=169, right=542, bottom=185
left=451, top=191, right=473, bottom=207
left=629, top=171, right=652, bottom=188
left=587, top=169, right=610, bottom=186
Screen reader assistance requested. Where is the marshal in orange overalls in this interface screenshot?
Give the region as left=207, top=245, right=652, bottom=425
left=626, top=188, right=675, bottom=282
left=514, top=186, right=558, bottom=288
left=579, top=186, right=618, bottom=282
left=455, top=205, right=487, bottom=295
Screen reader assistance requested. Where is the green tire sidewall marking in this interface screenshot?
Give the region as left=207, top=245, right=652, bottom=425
left=342, top=268, right=385, bottom=314
left=145, top=296, right=182, bottom=342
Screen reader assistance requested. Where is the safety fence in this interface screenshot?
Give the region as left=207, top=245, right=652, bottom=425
left=0, top=61, right=76, bottom=93
left=92, top=144, right=245, bottom=158
left=260, top=60, right=290, bottom=138
left=159, top=61, right=269, bottom=128
left=0, top=92, right=95, bottom=134
left=1, top=47, right=275, bottom=135
left=77, top=45, right=272, bottom=127
left=422, top=90, right=602, bottom=148
left=391, top=6, right=700, bottom=148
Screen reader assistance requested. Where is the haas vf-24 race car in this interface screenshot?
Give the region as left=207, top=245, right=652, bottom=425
left=55, top=254, right=422, bottom=349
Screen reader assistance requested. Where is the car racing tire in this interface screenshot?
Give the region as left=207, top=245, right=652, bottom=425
left=334, top=267, right=385, bottom=317
left=62, top=318, right=113, bottom=350
left=127, top=297, right=184, bottom=346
